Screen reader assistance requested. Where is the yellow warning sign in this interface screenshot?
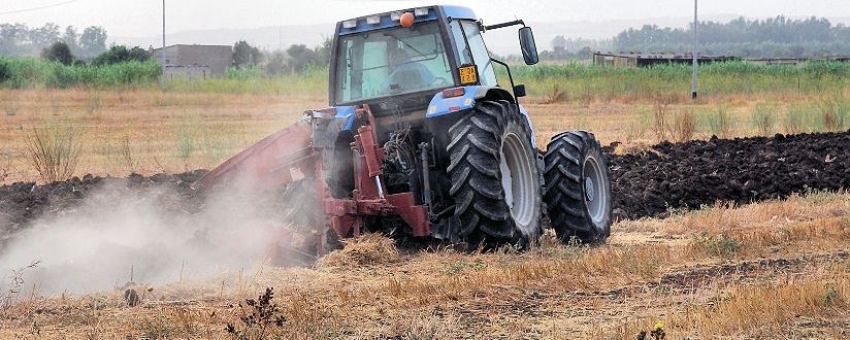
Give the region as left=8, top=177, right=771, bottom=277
left=458, top=65, right=478, bottom=85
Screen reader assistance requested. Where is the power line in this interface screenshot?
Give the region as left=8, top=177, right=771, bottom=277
left=0, top=0, right=82, bottom=15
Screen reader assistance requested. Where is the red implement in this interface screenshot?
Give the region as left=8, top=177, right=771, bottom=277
left=194, top=118, right=317, bottom=191
left=194, top=106, right=430, bottom=260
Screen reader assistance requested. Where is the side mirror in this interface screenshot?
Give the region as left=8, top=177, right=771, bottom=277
left=518, top=27, right=539, bottom=65
left=513, top=84, right=527, bottom=98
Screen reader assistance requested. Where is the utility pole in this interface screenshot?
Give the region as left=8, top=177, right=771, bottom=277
left=161, top=0, right=166, bottom=90
left=692, top=0, right=698, bottom=99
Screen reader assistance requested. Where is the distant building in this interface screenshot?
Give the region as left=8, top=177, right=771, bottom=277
left=592, top=52, right=738, bottom=67
left=151, top=44, right=232, bottom=79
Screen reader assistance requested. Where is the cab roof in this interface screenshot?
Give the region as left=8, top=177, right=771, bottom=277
left=336, top=5, right=477, bottom=35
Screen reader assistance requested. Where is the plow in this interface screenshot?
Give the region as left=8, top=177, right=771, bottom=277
left=194, top=5, right=614, bottom=260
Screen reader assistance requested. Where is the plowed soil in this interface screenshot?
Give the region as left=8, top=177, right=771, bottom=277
left=1, top=131, right=849, bottom=243
left=0, top=171, right=207, bottom=249
left=608, top=130, right=850, bottom=219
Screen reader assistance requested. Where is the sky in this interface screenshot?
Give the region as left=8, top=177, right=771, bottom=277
left=2, top=0, right=850, bottom=39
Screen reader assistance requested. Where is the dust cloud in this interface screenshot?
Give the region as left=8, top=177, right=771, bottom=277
left=0, top=179, right=295, bottom=296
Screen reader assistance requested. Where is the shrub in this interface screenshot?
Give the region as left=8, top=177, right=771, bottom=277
left=91, top=45, right=150, bottom=66
left=41, top=42, right=75, bottom=66
left=692, top=232, right=742, bottom=259
left=25, top=120, right=83, bottom=183
left=226, top=287, right=285, bottom=340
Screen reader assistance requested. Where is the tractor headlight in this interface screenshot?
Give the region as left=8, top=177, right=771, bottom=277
left=390, top=11, right=401, bottom=21
left=366, top=15, right=381, bottom=25
left=342, top=20, right=357, bottom=29
left=414, top=7, right=429, bottom=17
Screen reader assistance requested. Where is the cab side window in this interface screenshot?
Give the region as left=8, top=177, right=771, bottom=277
left=459, top=21, right=498, bottom=87
left=449, top=20, right=474, bottom=66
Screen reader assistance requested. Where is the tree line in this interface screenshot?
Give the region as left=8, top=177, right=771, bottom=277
left=540, top=16, right=850, bottom=61
left=1, top=23, right=107, bottom=59
left=612, top=16, right=850, bottom=58
left=231, top=38, right=331, bottom=75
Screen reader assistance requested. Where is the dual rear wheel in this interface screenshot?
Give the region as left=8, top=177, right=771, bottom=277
left=447, top=101, right=612, bottom=248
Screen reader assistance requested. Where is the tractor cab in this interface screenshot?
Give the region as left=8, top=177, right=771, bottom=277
left=329, top=5, right=539, bottom=116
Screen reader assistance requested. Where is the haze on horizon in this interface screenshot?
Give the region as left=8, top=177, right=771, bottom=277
left=2, top=0, right=850, bottom=40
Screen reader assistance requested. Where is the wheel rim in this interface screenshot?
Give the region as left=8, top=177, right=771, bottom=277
left=584, top=155, right=608, bottom=227
left=499, top=133, right=536, bottom=230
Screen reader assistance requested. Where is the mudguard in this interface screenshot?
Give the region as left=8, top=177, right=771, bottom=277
left=425, top=86, right=536, bottom=147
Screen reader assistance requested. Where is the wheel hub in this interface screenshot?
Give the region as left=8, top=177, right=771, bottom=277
left=584, top=176, right=595, bottom=202
left=583, top=156, right=608, bottom=227
left=499, top=132, right=536, bottom=230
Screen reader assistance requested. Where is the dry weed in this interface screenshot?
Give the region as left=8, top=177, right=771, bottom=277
left=671, top=108, right=697, bottom=142
left=652, top=102, right=668, bottom=141
left=24, top=120, right=83, bottom=183
left=675, top=273, right=850, bottom=338
left=707, top=104, right=731, bottom=138
left=751, top=103, right=777, bottom=136
left=544, top=83, right=568, bottom=104
left=318, top=233, right=400, bottom=267
left=612, top=141, right=655, bottom=156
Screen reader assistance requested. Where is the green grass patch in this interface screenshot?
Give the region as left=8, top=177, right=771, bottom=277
left=0, top=57, right=160, bottom=88
left=506, top=61, right=850, bottom=100
left=4, top=57, right=850, bottom=101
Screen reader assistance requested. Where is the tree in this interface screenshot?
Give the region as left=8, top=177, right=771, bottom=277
left=79, top=26, right=107, bottom=58
left=30, top=23, right=60, bottom=47
left=315, top=37, right=332, bottom=67
left=41, top=41, right=74, bottom=65
left=62, top=26, right=77, bottom=45
left=233, top=40, right=263, bottom=68
left=0, top=23, right=27, bottom=55
left=286, top=44, right=318, bottom=73
left=610, top=15, right=850, bottom=58
left=552, top=35, right=566, bottom=53
left=577, top=46, right=593, bottom=59
left=91, top=45, right=150, bottom=66
left=264, top=50, right=288, bottom=76
left=62, top=26, right=80, bottom=55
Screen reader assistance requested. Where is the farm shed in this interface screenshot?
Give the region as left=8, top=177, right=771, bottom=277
left=593, top=52, right=737, bottom=67
left=152, top=44, right=232, bottom=79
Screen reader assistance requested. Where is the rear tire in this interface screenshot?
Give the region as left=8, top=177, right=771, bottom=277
left=543, top=131, right=613, bottom=243
left=447, top=100, right=543, bottom=249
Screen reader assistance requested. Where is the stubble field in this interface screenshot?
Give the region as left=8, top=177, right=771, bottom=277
left=0, top=87, right=849, bottom=339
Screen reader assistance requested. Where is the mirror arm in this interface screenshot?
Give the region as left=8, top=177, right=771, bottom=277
left=490, top=58, right=522, bottom=107
left=481, top=19, right=525, bottom=32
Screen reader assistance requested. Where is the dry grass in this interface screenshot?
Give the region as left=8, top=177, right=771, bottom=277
left=0, top=88, right=846, bottom=184
left=318, top=234, right=401, bottom=268
left=2, top=87, right=850, bottom=338
left=2, top=192, right=849, bottom=339
left=675, top=270, right=850, bottom=338
left=0, top=89, right=321, bottom=184
left=651, top=101, right=669, bottom=142
left=543, top=83, right=568, bottom=104
left=24, top=121, right=83, bottom=183
left=670, top=108, right=698, bottom=142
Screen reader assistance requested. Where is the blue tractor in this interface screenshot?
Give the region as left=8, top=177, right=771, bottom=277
left=197, top=5, right=613, bottom=255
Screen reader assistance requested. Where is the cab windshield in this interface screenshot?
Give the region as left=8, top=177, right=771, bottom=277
left=335, top=21, right=453, bottom=103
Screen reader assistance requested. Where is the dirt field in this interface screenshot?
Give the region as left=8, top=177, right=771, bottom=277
left=609, top=130, right=850, bottom=219
left=0, top=190, right=848, bottom=339
left=1, top=88, right=849, bottom=339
